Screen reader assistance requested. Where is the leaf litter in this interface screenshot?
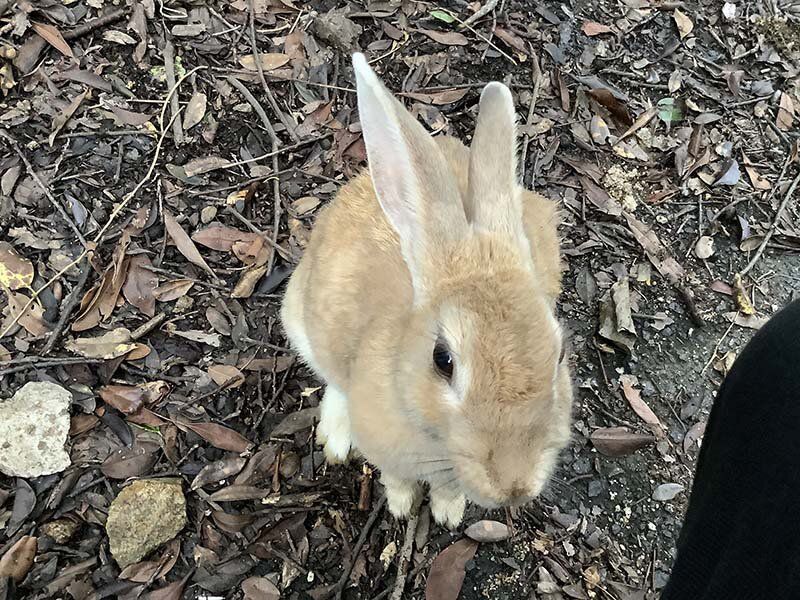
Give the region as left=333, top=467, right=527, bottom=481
left=0, top=0, right=798, bottom=598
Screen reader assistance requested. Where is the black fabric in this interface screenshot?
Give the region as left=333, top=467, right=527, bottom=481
left=662, top=299, right=800, bottom=599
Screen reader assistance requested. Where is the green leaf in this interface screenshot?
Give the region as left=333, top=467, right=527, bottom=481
left=430, top=9, right=456, bottom=24
left=657, top=97, right=683, bottom=123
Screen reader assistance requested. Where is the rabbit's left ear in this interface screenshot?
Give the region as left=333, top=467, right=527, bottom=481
left=466, top=83, right=530, bottom=254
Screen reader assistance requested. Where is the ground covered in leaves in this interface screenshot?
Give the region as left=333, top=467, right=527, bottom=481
left=1, top=0, right=799, bottom=599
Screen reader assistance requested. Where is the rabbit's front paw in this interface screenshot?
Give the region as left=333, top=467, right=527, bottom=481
left=317, top=386, right=351, bottom=464
left=430, top=491, right=466, bottom=529
left=383, top=476, right=421, bottom=519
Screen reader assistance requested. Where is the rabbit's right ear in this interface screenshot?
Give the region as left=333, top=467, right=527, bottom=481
left=353, top=53, right=466, bottom=301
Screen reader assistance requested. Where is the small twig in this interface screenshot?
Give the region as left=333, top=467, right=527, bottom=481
left=225, top=76, right=283, bottom=272
left=460, top=0, right=501, bottom=28
left=389, top=510, right=419, bottom=600
left=520, top=51, right=542, bottom=184
left=131, top=313, right=167, bottom=340
left=1, top=134, right=88, bottom=248
left=701, top=316, right=737, bottom=375
left=63, top=8, right=128, bottom=40
left=0, top=358, right=103, bottom=377
left=739, top=168, right=800, bottom=277
left=41, top=260, right=91, bottom=355
left=163, top=41, right=184, bottom=146
left=328, top=494, right=387, bottom=600
left=676, top=284, right=704, bottom=328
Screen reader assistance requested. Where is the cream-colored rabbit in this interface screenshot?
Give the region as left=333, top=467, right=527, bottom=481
left=282, top=53, right=573, bottom=528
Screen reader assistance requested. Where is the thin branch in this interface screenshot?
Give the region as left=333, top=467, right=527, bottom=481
left=460, top=0, right=501, bottom=28
left=739, top=167, right=800, bottom=277
left=389, top=510, right=419, bottom=600
left=41, top=260, right=91, bottom=355
left=163, top=41, right=184, bottom=145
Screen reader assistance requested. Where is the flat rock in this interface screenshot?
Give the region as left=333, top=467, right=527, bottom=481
left=106, top=478, right=186, bottom=568
left=0, top=381, right=72, bottom=478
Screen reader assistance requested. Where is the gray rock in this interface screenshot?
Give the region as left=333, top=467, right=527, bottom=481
left=652, top=483, right=685, bottom=502
left=0, top=381, right=72, bottom=478
left=106, top=478, right=186, bottom=568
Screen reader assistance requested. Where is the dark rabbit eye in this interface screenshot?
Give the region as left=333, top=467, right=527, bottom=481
left=433, top=340, right=454, bottom=380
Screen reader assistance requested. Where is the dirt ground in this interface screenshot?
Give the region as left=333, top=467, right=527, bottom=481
left=1, top=0, right=799, bottom=599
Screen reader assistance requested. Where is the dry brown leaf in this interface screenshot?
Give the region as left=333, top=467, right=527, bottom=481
left=232, top=263, right=268, bottom=299
left=65, top=327, right=136, bottom=359
left=0, top=241, right=34, bottom=290
left=163, top=210, right=216, bottom=279
left=208, top=364, right=246, bottom=389
left=0, top=535, right=37, bottom=582
left=579, top=177, right=623, bottom=216
left=620, top=375, right=664, bottom=435
left=239, top=52, right=291, bottom=71
left=673, top=9, right=694, bottom=39
left=49, top=89, right=88, bottom=146
left=777, top=92, right=795, bottom=131
left=122, top=254, right=158, bottom=317
left=624, top=213, right=685, bottom=284
left=417, top=28, right=468, bottom=46
left=425, top=539, right=478, bottom=600
left=241, top=576, right=280, bottom=600
left=732, top=273, right=755, bottom=315
left=183, top=91, right=207, bottom=131
left=2, top=291, right=50, bottom=336
left=587, top=88, right=633, bottom=127
left=31, top=22, right=74, bottom=58
left=192, top=225, right=261, bottom=252
left=99, top=381, right=169, bottom=415
left=108, top=105, right=153, bottom=127
left=183, top=156, right=233, bottom=177
left=741, top=151, right=771, bottom=190
left=725, top=311, right=769, bottom=330
left=492, top=27, right=528, bottom=54
left=616, top=106, right=657, bottom=143
left=590, top=427, right=655, bottom=456
left=582, top=21, right=612, bottom=36
left=180, top=421, right=253, bottom=453
left=403, top=88, right=470, bottom=105
left=153, top=279, right=194, bottom=302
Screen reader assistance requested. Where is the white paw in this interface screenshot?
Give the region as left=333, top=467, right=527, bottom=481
left=384, top=477, right=420, bottom=520
left=317, top=386, right=351, bottom=464
left=430, top=492, right=466, bottom=529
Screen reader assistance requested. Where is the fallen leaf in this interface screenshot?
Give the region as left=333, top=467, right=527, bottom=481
left=0, top=241, right=34, bottom=290
left=714, top=159, right=740, bottom=186
left=620, top=374, right=664, bottom=434
left=271, top=407, right=320, bottom=436
left=582, top=21, right=612, bottom=36
left=65, top=327, right=136, bottom=359
left=616, top=106, right=658, bottom=143
left=417, top=28, right=468, bottom=46
left=239, top=53, right=291, bottom=71
left=171, top=329, right=222, bottom=347
left=694, top=236, right=715, bottom=259
left=49, top=89, right=88, bottom=146
left=209, top=485, right=270, bottom=502
left=625, top=213, right=685, bottom=284
left=232, top=263, right=268, bottom=299
left=724, top=311, right=769, bottom=330
left=241, top=577, right=280, bottom=600
left=429, top=9, right=456, bottom=24
left=181, top=421, right=253, bottom=453
left=425, top=539, right=479, bottom=600
left=192, top=225, right=261, bottom=252
left=777, top=92, right=794, bottom=131
left=492, top=27, right=528, bottom=55
left=183, top=92, right=207, bottom=130
left=102, top=443, right=159, bottom=479
left=683, top=420, right=706, bottom=453
left=2, top=291, right=50, bottom=336
left=191, top=457, right=248, bottom=490
left=403, top=88, right=470, bottom=105
left=673, top=9, right=694, bottom=39
left=590, top=427, right=655, bottom=457
left=292, top=196, right=321, bottom=216
left=153, top=279, right=194, bottom=302
left=99, top=381, right=168, bottom=415
left=741, top=151, right=771, bottom=190
left=102, top=30, right=137, bottom=45
left=580, top=177, right=623, bottom=216
left=108, top=105, right=152, bottom=127
left=142, top=577, right=188, bottom=600
left=464, top=520, right=511, bottom=542
left=183, top=156, right=233, bottom=177
left=657, top=97, right=683, bottom=124
left=709, top=280, right=734, bottom=295
left=714, top=351, right=737, bottom=376
left=0, top=535, right=37, bottom=582
left=652, top=483, right=684, bottom=501
left=587, top=89, right=633, bottom=127
left=123, top=254, right=158, bottom=317
left=208, top=364, right=246, bottom=389
left=31, top=22, right=74, bottom=58
left=589, top=115, right=610, bottom=144
left=732, top=273, right=755, bottom=315
left=163, top=210, right=216, bottom=279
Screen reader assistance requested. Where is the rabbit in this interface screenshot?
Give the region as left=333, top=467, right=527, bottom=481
left=281, top=53, right=573, bottom=528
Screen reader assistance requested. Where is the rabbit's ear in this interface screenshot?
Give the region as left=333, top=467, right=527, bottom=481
left=353, top=53, right=466, bottom=299
left=467, top=83, right=529, bottom=250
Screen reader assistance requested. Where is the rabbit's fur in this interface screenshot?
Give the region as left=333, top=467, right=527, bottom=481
left=282, top=54, right=573, bottom=527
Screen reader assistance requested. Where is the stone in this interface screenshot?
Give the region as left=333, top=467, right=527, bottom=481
left=0, top=381, right=72, bottom=477
left=106, top=478, right=186, bottom=568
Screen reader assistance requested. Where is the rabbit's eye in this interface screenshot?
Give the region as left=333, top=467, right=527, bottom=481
left=433, top=341, right=454, bottom=380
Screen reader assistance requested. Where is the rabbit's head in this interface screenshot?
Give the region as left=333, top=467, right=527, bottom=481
left=353, top=54, right=572, bottom=508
